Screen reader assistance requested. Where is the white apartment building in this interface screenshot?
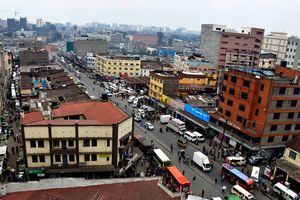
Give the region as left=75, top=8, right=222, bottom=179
left=261, top=32, right=288, bottom=64
left=285, top=36, right=300, bottom=69
left=85, top=53, right=96, bottom=69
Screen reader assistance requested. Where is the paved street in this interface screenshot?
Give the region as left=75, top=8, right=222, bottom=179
left=59, top=60, right=272, bottom=199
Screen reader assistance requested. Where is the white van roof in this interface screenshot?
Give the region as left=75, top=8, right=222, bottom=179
left=274, top=182, right=299, bottom=198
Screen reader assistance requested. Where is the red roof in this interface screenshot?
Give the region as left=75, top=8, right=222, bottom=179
left=1, top=179, right=182, bottom=200
left=22, top=111, right=44, bottom=124
left=286, top=136, right=300, bottom=152
left=133, top=33, right=158, bottom=44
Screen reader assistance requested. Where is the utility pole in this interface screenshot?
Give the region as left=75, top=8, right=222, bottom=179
left=220, top=119, right=228, bottom=148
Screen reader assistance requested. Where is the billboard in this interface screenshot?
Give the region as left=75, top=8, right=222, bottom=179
left=157, top=49, right=176, bottom=57
left=184, top=104, right=210, bottom=123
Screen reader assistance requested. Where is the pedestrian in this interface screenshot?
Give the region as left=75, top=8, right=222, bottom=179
left=192, top=176, right=196, bottom=182
left=11, top=147, right=14, bottom=154
left=222, top=185, right=226, bottom=193
left=217, top=152, right=220, bottom=159
left=247, top=169, right=250, bottom=176
left=221, top=175, right=225, bottom=183
left=16, top=146, right=19, bottom=154
left=182, top=170, right=185, bottom=176
left=201, top=189, right=204, bottom=197
left=179, top=156, right=181, bottom=163
left=170, top=144, right=173, bottom=153
left=215, top=178, right=218, bottom=185
left=241, top=168, right=244, bottom=173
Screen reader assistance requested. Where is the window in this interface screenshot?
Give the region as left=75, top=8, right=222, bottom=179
left=260, top=84, right=265, bottom=91
left=270, top=125, right=277, bottom=132
left=241, top=92, right=248, bottom=100
left=55, top=155, right=61, bottom=162
left=289, top=150, right=297, bottom=160
left=293, top=88, right=300, bottom=95
left=298, top=113, right=300, bottom=118
left=236, top=115, right=243, bottom=123
left=257, top=96, right=262, bottom=104
left=288, top=113, right=294, bottom=119
left=285, top=124, right=291, bottom=131
left=239, top=104, right=245, bottom=112
left=91, top=139, right=97, bottom=147
left=30, top=140, right=36, bottom=148
left=83, top=139, right=90, bottom=147
left=222, top=85, right=227, bottom=92
left=39, top=155, right=45, bottom=162
left=243, top=80, right=250, bottom=87
left=227, top=99, right=233, bottom=106
left=38, top=140, right=44, bottom=148
left=32, top=155, right=38, bottom=163
left=91, top=154, right=97, bottom=161
left=231, top=76, right=237, bottom=83
left=253, top=121, right=256, bottom=128
left=291, top=100, right=297, bottom=107
left=282, top=136, right=289, bottom=142
left=69, top=155, right=75, bottom=162
left=255, top=109, right=259, bottom=116
left=279, top=87, right=286, bottom=95
left=53, top=140, right=59, bottom=147
left=106, top=157, right=110, bottom=161
left=295, top=124, right=300, bottom=130
left=68, top=140, right=74, bottom=147
left=229, top=88, right=235, bottom=95
left=267, top=136, right=275, bottom=143
left=224, top=74, right=228, bottom=80
left=276, top=100, right=283, bottom=108
left=273, top=113, right=280, bottom=119
left=225, top=110, right=231, bottom=117
left=107, top=139, right=110, bottom=147
left=84, top=154, right=90, bottom=162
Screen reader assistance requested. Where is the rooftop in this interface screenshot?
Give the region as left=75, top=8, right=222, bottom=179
left=21, top=111, right=44, bottom=124
left=286, top=136, right=300, bottom=152
left=122, top=76, right=150, bottom=85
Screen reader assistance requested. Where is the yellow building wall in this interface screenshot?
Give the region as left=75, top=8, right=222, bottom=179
left=283, top=148, right=300, bottom=167
left=25, top=140, right=50, bottom=154
left=161, top=94, right=170, bottom=104
left=78, top=154, right=112, bottom=166
left=51, top=126, right=76, bottom=138
left=118, top=117, right=132, bottom=141
left=149, top=77, right=164, bottom=100
left=24, top=126, right=49, bottom=138
left=179, top=74, right=217, bottom=87
left=27, top=155, right=51, bottom=168
left=78, top=126, right=112, bottom=138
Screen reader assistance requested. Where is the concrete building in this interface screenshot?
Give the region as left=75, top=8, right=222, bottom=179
left=273, top=136, right=300, bottom=193
left=259, top=53, right=277, bottom=68
left=21, top=101, right=133, bottom=177
left=209, top=66, right=300, bottom=151
left=199, top=24, right=264, bottom=68
left=36, top=18, right=43, bottom=28
left=261, top=32, right=288, bottom=64
left=85, top=53, right=96, bottom=69
left=285, top=36, right=300, bottom=69
left=74, top=37, right=108, bottom=57
left=96, top=55, right=141, bottom=77
left=140, top=60, right=163, bottom=77
left=173, top=39, right=185, bottom=53
left=19, top=49, right=49, bottom=66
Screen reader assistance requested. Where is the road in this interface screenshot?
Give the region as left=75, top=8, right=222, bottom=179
left=58, top=60, right=272, bottom=199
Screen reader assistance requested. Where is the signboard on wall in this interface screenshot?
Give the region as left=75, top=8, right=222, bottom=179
left=184, top=104, right=210, bottom=123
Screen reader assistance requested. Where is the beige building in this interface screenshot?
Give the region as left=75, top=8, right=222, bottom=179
left=261, top=32, right=288, bottom=64
left=21, top=101, right=133, bottom=177
left=259, top=53, right=277, bottom=68
left=96, top=55, right=141, bottom=77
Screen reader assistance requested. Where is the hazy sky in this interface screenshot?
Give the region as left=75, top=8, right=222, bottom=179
left=1, top=0, right=299, bottom=35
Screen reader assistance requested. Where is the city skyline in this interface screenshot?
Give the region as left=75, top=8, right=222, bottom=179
left=0, top=0, right=300, bottom=35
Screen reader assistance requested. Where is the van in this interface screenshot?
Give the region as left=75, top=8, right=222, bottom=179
left=273, top=182, right=299, bottom=200
left=231, top=185, right=255, bottom=200
left=177, top=138, right=187, bottom=148
left=184, top=131, right=197, bottom=143
left=250, top=166, right=260, bottom=183
left=192, top=131, right=205, bottom=142
left=225, top=156, right=247, bottom=166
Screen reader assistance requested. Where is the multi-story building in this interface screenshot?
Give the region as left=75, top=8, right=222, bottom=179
left=96, top=55, right=141, bottom=77
left=209, top=66, right=300, bottom=151
left=261, top=32, right=288, bottom=64
left=259, top=53, right=277, bottom=68
left=74, top=37, right=108, bottom=57
left=173, top=39, right=185, bottom=53
left=36, top=18, right=43, bottom=28
left=21, top=101, right=133, bottom=177
left=85, top=53, right=96, bottom=69
left=199, top=24, right=264, bottom=68
left=285, top=36, right=300, bottom=69
left=149, top=71, right=179, bottom=101
left=140, top=60, right=163, bottom=77
left=20, top=17, right=27, bottom=30
left=19, top=48, right=49, bottom=66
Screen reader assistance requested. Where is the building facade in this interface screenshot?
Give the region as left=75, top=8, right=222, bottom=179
left=19, top=49, right=49, bottom=66
left=74, top=37, right=108, bottom=57
left=209, top=66, right=300, bottom=151
left=21, top=102, right=133, bottom=177
left=96, top=55, right=141, bottom=77
left=284, top=36, right=300, bottom=69
left=261, top=32, right=288, bottom=64
left=259, top=53, right=277, bottom=68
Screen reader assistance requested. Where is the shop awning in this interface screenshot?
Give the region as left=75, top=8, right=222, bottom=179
left=27, top=169, right=44, bottom=175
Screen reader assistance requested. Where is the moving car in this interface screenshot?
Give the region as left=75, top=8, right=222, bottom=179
left=145, top=122, right=154, bottom=130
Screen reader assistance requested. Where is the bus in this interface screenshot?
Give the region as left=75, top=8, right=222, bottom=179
left=221, top=163, right=255, bottom=192
left=153, top=148, right=171, bottom=169
left=166, top=166, right=190, bottom=193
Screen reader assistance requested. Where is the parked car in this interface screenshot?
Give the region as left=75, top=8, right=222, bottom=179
left=145, top=122, right=154, bottom=130
left=134, top=115, right=142, bottom=122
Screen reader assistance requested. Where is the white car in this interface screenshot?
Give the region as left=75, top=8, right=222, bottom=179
left=145, top=122, right=154, bottom=130
left=134, top=115, right=142, bottom=122
left=128, top=96, right=136, bottom=103
left=132, top=98, right=139, bottom=108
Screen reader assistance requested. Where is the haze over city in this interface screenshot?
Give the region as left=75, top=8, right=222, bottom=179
left=1, top=0, right=299, bottom=34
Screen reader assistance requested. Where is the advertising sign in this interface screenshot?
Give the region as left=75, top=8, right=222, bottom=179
left=184, top=104, right=210, bottom=123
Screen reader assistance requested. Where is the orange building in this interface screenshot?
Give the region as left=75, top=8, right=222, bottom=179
left=209, top=66, right=300, bottom=151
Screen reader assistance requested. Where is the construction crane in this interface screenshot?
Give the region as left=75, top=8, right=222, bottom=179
left=0, top=10, right=19, bottom=18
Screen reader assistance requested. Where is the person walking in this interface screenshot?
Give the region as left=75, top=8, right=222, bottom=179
left=182, top=170, right=185, bottom=176
left=170, top=144, right=173, bottom=153
left=222, top=185, right=226, bottom=193
left=215, top=178, right=218, bottom=185
left=11, top=147, right=14, bottom=154
left=201, top=189, right=205, bottom=197
left=221, top=175, right=225, bottom=183
left=192, top=176, right=196, bottom=182
left=179, top=156, right=181, bottom=163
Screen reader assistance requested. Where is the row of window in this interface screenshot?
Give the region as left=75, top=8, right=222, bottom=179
left=276, top=100, right=298, bottom=108
left=107, top=67, right=139, bottom=70
left=107, top=62, right=139, bottom=66
left=32, top=154, right=111, bottom=163
left=83, top=139, right=110, bottom=147
left=107, top=72, right=139, bottom=76
left=223, top=87, right=249, bottom=100
left=266, top=135, right=290, bottom=143
left=30, top=139, right=111, bottom=148
left=273, top=112, right=300, bottom=120
left=270, top=124, right=300, bottom=132
left=278, top=87, right=300, bottom=95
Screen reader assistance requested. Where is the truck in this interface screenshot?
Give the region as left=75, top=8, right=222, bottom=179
left=192, top=151, right=211, bottom=172
left=167, top=118, right=186, bottom=135
left=160, top=115, right=171, bottom=124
